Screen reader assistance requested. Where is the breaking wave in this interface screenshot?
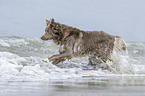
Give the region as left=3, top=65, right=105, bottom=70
left=0, top=36, right=145, bottom=81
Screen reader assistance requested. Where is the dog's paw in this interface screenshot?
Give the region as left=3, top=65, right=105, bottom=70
left=42, top=58, right=49, bottom=62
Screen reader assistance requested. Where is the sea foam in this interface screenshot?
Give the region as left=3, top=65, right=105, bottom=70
left=0, top=37, right=145, bottom=81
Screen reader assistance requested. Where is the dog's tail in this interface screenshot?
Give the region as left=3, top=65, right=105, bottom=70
left=113, top=36, right=127, bottom=53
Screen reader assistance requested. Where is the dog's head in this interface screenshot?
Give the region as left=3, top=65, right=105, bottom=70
left=41, top=18, right=63, bottom=43
left=41, top=18, right=83, bottom=44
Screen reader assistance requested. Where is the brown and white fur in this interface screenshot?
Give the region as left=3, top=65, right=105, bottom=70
left=41, top=18, right=127, bottom=65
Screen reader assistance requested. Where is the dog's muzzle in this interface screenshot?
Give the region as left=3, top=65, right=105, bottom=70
left=41, top=36, right=48, bottom=40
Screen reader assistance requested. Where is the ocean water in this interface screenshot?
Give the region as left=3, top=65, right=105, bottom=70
left=0, top=36, right=145, bottom=96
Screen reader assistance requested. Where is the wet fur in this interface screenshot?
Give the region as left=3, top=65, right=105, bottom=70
left=41, top=19, right=127, bottom=64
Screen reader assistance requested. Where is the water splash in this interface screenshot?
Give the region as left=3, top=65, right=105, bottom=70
left=0, top=36, right=145, bottom=81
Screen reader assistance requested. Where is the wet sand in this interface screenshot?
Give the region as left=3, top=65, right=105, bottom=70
left=1, top=76, right=145, bottom=96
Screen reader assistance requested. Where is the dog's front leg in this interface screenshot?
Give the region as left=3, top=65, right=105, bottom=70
left=52, top=58, right=66, bottom=64
left=49, top=52, right=71, bottom=61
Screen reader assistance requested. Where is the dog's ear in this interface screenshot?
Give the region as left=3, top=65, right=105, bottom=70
left=51, top=18, right=55, bottom=23
left=46, top=19, right=50, bottom=26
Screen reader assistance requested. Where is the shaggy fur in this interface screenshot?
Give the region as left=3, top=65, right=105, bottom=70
left=41, top=18, right=127, bottom=64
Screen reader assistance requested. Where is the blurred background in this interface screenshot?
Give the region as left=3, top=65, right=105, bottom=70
left=0, top=0, right=145, bottom=41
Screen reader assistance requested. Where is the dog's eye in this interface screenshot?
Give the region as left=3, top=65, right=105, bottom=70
left=45, top=32, right=49, bottom=34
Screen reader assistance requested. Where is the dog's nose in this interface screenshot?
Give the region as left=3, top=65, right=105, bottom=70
left=41, top=36, right=45, bottom=40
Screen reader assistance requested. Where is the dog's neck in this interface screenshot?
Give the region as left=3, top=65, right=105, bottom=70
left=51, top=23, right=63, bottom=45
left=51, top=22, right=82, bottom=45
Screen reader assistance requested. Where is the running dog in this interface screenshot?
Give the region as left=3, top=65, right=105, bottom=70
left=41, top=18, right=127, bottom=65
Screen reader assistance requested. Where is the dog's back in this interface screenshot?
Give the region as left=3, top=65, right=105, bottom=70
left=74, top=31, right=115, bottom=61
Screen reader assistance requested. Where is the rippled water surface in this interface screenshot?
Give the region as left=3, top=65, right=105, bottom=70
left=0, top=36, right=145, bottom=96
